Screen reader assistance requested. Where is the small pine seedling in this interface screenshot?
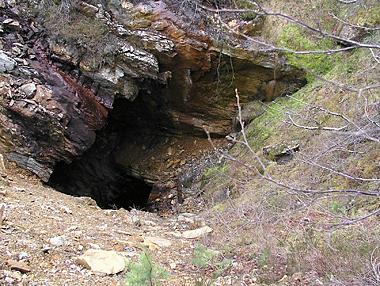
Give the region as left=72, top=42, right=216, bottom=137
left=125, top=250, right=168, bottom=286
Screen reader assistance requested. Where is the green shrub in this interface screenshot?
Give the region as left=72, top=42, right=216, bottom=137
left=258, top=247, right=271, bottom=268
left=203, top=164, right=229, bottom=180
left=192, top=244, right=232, bottom=283
left=125, top=250, right=168, bottom=286
left=330, top=200, right=347, bottom=215
left=214, top=258, right=232, bottom=276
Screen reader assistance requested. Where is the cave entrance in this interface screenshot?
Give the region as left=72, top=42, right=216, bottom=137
left=47, top=92, right=171, bottom=210
left=48, top=160, right=153, bottom=210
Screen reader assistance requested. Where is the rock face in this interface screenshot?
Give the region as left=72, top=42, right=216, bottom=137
left=0, top=1, right=305, bottom=207
left=0, top=7, right=108, bottom=180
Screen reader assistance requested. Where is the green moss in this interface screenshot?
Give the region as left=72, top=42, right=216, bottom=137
left=201, top=164, right=228, bottom=184
left=279, top=24, right=341, bottom=81
left=325, top=48, right=370, bottom=85
left=356, top=4, right=380, bottom=26
left=200, top=163, right=230, bottom=192
left=245, top=83, right=315, bottom=150
left=203, top=164, right=229, bottom=179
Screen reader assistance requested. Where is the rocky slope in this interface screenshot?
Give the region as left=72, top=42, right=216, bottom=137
left=0, top=167, right=213, bottom=285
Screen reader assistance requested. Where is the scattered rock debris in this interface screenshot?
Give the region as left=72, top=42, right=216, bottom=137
left=0, top=169, right=217, bottom=285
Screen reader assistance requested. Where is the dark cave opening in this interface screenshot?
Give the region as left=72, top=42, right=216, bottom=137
left=48, top=160, right=153, bottom=210
left=47, top=91, right=170, bottom=210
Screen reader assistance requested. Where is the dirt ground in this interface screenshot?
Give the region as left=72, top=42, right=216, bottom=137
left=0, top=164, right=212, bottom=286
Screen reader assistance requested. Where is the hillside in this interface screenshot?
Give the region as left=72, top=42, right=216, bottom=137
left=0, top=0, right=379, bottom=285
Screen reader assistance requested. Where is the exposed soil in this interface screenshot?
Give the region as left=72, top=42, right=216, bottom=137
left=0, top=162, right=330, bottom=286
left=0, top=165, right=208, bottom=285
left=0, top=132, right=235, bottom=286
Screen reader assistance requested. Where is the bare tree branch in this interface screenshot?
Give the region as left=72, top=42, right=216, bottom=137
left=370, top=49, right=380, bottom=64
left=193, top=1, right=380, bottom=50
left=370, top=247, right=380, bottom=284
left=329, top=12, right=380, bottom=31
left=337, top=0, right=357, bottom=4
left=299, top=158, right=380, bottom=182
left=332, top=207, right=380, bottom=227
left=206, top=89, right=380, bottom=198
left=286, top=112, right=349, bottom=131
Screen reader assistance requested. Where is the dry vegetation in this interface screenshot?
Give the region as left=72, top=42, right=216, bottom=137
left=34, top=0, right=118, bottom=68
left=195, top=0, right=380, bottom=284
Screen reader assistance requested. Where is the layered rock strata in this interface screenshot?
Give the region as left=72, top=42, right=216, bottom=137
left=0, top=1, right=305, bottom=208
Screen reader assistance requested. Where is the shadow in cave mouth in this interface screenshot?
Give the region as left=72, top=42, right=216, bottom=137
left=48, top=160, right=153, bottom=210
left=46, top=95, right=166, bottom=210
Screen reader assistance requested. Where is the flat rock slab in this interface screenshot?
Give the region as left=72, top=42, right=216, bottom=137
left=182, top=226, right=213, bottom=239
left=75, top=249, right=126, bottom=275
left=49, top=235, right=66, bottom=247
left=7, top=259, right=32, bottom=273
left=0, top=204, right=5, bottom=225
left=143, top=236, right=172, bottom=250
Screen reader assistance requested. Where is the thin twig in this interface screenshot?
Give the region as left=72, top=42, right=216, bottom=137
left=194, top=1, right=380, bottom=50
